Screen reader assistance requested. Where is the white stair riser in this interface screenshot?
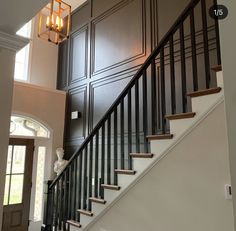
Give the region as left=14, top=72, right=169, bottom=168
left=150, top=140, right=173, bottom=158
left=217, top=71, right=223, bottom=87
left=104, top=189, right=121, bottom=203
left=132, top=158, right=153, bottom=172
left=79, top=215, right=93, bottom=227
left=91, top=203, right=105, bottom=216
left=191, top=91, right=223, bottom=115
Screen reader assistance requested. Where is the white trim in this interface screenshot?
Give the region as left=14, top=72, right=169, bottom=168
left=27, top=18, right=35, bottom=84
left=14, top=81, right=66, bottom=95
left=0, top=31, right=29, bottom=52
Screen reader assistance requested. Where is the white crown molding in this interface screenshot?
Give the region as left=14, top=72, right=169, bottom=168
left=0, top=31, right=30, bottom=52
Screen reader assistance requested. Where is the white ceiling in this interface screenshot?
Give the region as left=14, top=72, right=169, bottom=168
left=0, top=0, right=86, bottom=35
left=67, top=0, right=87, bottom=11
left=0, top=0, right=50, bottom=34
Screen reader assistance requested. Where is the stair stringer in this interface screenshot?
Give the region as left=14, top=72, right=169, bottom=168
left=68, top=71, right=227, bottom=231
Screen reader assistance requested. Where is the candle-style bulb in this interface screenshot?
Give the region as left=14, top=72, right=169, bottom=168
left=46, top=16, right=50, bottom=28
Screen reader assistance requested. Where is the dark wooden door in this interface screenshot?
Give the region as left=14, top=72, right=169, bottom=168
left=2, top=138, right=34, bottom=231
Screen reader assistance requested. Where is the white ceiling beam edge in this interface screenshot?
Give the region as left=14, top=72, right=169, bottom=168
left=0, top=31, right=29, bottom=52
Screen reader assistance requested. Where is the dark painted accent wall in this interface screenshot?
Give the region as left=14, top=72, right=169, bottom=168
left=57, top=0, right=217, bottom=159
left=57, top=0, right=158, bottom=158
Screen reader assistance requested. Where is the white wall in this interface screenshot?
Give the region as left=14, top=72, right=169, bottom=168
left=29, top=16, right=58, bottom=89
left=12, top=81, right=66, bottom=178
left=89, top=102, right=234, bottom=231
left=0, top=47, right=16, bottom=231
left=218, top=0, right=236, bottom=229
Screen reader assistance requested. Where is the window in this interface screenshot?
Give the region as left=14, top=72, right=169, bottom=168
left=10, top=116, right=50, bottom=138
left=4, top=145, right=26, bottom=205
left=16, top=22, right=32, bottom=39
left=14, top=21, right=32, bottom=81
left=34, top=147, right=46, bottom=221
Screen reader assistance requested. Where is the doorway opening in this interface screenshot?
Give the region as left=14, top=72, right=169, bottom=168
left=2, top=115, right=52, bottom=231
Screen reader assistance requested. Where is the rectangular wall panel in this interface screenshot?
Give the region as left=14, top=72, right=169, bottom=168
left=67, top=86, right=87, bottom=142
left=91, top=0, right=146, bottom=76
left=69, top=26, right=88, bottom=84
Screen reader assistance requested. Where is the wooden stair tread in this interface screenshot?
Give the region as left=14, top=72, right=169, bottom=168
left=187, top=87, right=221, bottom=98
left=101, top=184, right=121, bottom=190
left=67, top=220, right=82, bottom=228
left=115, top=169, right=136, bottom=175
left=130, top=153, right=154, bottom=158
left=77, top=209, right=93, bottom=217
left=146, top=134, right=173, bottom=140
left=211, top=65, right=222, bottom=72
left=165, top=112, right=196, bottom=120
left=89, top=197, right=106, bottom=204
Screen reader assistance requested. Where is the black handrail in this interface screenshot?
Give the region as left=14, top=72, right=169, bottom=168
left=42, top=0, right=221, bottom=229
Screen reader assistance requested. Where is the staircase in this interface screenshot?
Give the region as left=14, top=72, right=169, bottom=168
left=41, top=0, right=224, bottom=230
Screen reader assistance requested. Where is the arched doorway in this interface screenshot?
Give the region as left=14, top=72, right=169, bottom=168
left=3, top=115, right=52, bottom=231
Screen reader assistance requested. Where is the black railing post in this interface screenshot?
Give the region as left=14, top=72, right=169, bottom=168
left=95, top=132, right=99, bottom=197
left=142, top=70, right=148, bottom=153
left=88, top=139, right=93, bottom=211
left=120, top=98, right=125, bottom=169
left=100, top=125, right=105, bottom=198
left=114, top=109, right=118, bottom=183
left=135, top=79, right=140, bottom=153
left=107, top=116, right=111, bottom=184
left=201, top=0, right=211, bottom=88
left=169, top=34, right=176, bottom=114
left=180, top=22, right=187, bottom=113
left=78, top=152, right=83, bottom=214
left=160, top=47, right=166, bottom=133
left=41, top=180, right=53, bottom=231
left=190, top=8, right=199, bottom=91
left=151, top=60, right=157, bottom=134
left=213, top=0, right=221, bottom=65
left=83, top=147, right=88, bottom=209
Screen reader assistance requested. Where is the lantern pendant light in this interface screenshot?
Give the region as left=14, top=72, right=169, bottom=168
left=38, top=0, right=71, bottom=45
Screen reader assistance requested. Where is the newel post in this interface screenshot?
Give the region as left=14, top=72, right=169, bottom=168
left=41, top=180, right=53, bottom=231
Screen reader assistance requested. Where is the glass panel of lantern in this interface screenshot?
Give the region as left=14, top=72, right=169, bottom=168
left=38, top=0, right=71, bottom=44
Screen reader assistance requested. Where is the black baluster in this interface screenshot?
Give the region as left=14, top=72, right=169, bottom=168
left=114, top=108, right=118, bottom=184
left=54, top=182, right=59, bottom=231
left=95, top=132, right=99, bottom=197
left=160, top=47, right=166, bottom=133
left=42, top=181, right=53, bottom=231
left=213, top=0, right=221, bottom=65
left=83, top=147, right=88, bottom=210
left=169, top=34, right=176, bottom=114
left=107, top=115, right=111, bottom=184
left=201, top=0, right=211, bottom=88
left=58, top=178, right=63, bottom=230
left=120, top=98, right=125, bottom=169
left=151, top=59, right=157, bottom=134
left=157, top=67, right=161, bottom=132
left=73, top=159, right=77, bottom=220
left=78, top=152, right=83, bottom=220
left=190, top=8, right=198, bottom=91
left=127, top=89, right=132, bottom=169
left=180, top=23, right=187, bottom=113
left=100, top=124, right=105, bottom=198
left=135, top=79, right=140, bottom=153
left=88, top=139, right=93, bottom=211
left=51, top=186, right=55, bottom=230
left=142, top=70, right=148, bottom=153
left=63, top=171, right=68, bottom=230
left=68, top=165, right=72, bottom=219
